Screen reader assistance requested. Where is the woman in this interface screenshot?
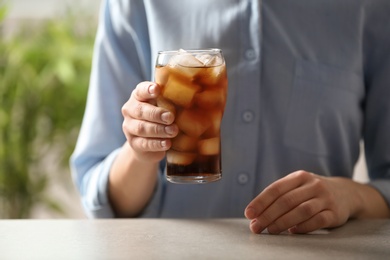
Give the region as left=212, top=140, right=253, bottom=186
left=71, top=0, right=390, bottom=234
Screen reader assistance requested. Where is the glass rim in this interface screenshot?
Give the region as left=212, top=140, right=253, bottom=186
left=157, top=48, right=222, bottom=55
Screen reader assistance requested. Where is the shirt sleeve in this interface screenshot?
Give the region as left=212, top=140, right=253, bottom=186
left=363, top=2, right=390, bottom=208
left=70, top=0, right=158, bottom=218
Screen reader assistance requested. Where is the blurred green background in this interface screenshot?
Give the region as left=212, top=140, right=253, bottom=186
left=0, top=0, right=100, bottom=218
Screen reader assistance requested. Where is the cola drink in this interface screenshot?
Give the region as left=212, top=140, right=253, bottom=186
left=155, top=49, right=228, bottom=184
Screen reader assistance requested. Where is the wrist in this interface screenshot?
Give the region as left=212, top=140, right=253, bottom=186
left=108, top=142, right=160, bottom=217
left=336, top=177, right=390, bottom=219
left=328, top=177, right=366, bottom=219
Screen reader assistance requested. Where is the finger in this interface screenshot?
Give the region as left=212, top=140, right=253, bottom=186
left=266, top=197, right=324, bottom=234
left=124, top=119, right=178, bottom=138
left=123, top=100, right=175, bottom=125
left=132, top=82, right=160, bottom=102
left=288, top=210, right=337, bottom=234
left=129, top=136, right=172, bottom=153
left=249, top=184, right=318, bottom=234
left=245, top=170, right=313, bottom=219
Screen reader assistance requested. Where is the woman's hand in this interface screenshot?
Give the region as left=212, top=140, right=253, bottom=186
left=244, top=170, right=362, bottom=234
left=121, top=81, right=178, bottom=163
left=108, top=81, right=178, bottom=217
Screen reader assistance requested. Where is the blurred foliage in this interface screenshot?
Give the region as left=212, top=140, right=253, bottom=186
left=0, top=3, right=96, bottom=218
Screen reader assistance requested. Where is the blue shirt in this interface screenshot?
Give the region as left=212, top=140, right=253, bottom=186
left=71, top=0, right=390, bottom=218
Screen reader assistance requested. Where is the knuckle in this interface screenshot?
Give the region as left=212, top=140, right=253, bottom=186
left=153, top=124, right=163, bottom=135
left=134, top=121, right=145, bottom=135
left=293, top=170, right=311, bottom=179
left=151, top=139, right=164, bottom=150
left=267, top=224, right=282, bottom=234
left=121, top=98, right=133, bottom=117
left=148, top=107, right=161, bottom=121
left=138, top=138, right=148, bottom=150
left=149, top=139, right=158, bottom=150
left=122, top=119, right=134, bottom=138
left=128, top=137, right=139, bottom=150
left=326, top=197, right=337, bottom=210
left=265, top=184, right=283, bottom=197
left=134, top=138, right=165, bottom=152
left=316, top=214, right=328, bottom=227
left=281, top=194, right=299, bottom=208
left=122, top=120, right=128, bottom=134
left=271, top=218, right=287, bottom=231
left=311, top=178, right=328, bottom=194
left=316, top=211, right=333, bottom=227
left=311, top=176, right=323, bottom=186
left=121, top=104, right=127, bottom=117
left=300, top=202, right=317, bottom=217
left=134, top=103, right=144, bottom=118
left=133, top=84, right=144, bottom=99
left=134, top=82, right=158, bottom=100
left=259, top=212, right=273, bottom=225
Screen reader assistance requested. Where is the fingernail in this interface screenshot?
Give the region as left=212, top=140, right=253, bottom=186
left=288, top=226, right=298, bottom=234
left=148, top=84, right=158, bottom=96
left=245, top=207, right=257, bottom=219
left=161, top=112, right=173, bottom=124
left=165, top=125, right=175, bottom=135
left=161, top=140, right=168, bottom=148
left=250, top=219, right=263, bottom=234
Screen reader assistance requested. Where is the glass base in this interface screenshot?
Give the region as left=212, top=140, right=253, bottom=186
left=166, top=174, right=221, bottom=184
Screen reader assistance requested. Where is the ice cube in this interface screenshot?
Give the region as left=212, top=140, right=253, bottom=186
left=195, top=89, right=225, bottom=109
left=168, top=52, right=204, bottom=78
left=175, top=109, right=211, bottom=137
left=195, top=54, right=223, bottom=67
left=198, top=137, right=220, bottom=155
left=171, top=132, right=198, bottom=152
left=208, top=55, right=223, bottom=67
left=155, top=66, right=170, bottom=86
left=176, top=54, right=204, bottom=67
left=195, top=54, right=213, bottom=66
left=195, top=64, right=226, bottom=86
left=166, top=150, right=196, bottom=165
left=202, top=110, right=222, bottom=138
left=161, top=75, right=201, bottom=108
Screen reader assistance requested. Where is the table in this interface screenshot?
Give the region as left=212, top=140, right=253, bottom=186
left=0, top=218, right=389, bottom=259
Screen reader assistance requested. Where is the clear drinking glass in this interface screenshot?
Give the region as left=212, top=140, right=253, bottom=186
left=155, top=49, right=228, bottom=184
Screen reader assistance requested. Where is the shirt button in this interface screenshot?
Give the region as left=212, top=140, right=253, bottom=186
left=245, top=49, right=256, bottom=60
left=242, top=110, right=254, bottom=123
left=237, top=173, right=249, bottom=185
